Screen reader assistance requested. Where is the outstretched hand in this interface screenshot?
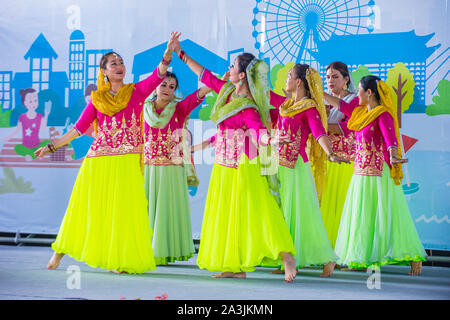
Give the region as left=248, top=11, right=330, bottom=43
left=271, top=134, right=291, bottom=146
left=222, top=71, right=230, bottom=82
left=328, top=153, right=350, bottom=164
left=167, top=32, right=181, bottom=53
left=34, top=146, right=51, bottom=158
left=390, top=155, right=408, bottom=166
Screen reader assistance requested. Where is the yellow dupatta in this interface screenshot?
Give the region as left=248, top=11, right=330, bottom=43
left=90, top=68, right=135, bottom=135
left=279, top=67, right=328, bottom=203
left=347, top=80, right=403, bottom=185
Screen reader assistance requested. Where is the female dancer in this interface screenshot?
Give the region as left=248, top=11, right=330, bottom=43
left=34, top=32, right=180, bottom=274
left=143, top=71, right=212, bottom=265
left=320, top=61, right=358, bottom=249
left=326, top=75, right=426, bottom=275
left=174, top=40, right=298, bottom=282
left=269, top=64, right=348, bottom=277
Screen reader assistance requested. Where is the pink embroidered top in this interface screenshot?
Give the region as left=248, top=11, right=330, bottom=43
left=200, top=69, right=270, bottom=169
left=74, top=67, right=165, bottom=158
left=340, top=100, right=399, bottom=176
left=270, top=92, right=327, bottom=169
left=19, top=113, right=43, bottom=148
left=144, top=91, right=204, bottom=166
left=327, top=95, right=358, bottom=162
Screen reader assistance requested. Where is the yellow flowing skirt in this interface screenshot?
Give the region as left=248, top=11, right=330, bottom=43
left=197, top=154, right=296, bottom=273
left=52, top=153, right=156, bottom=274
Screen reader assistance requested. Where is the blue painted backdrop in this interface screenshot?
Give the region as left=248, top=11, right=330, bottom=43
left=0, top=0, right=448, bottom=250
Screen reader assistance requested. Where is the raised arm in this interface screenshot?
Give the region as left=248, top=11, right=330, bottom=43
left=157, top=32, right=180, bottom=77
left=173, top=38, right=204, bottom=77
left=173, top=37, right=226, bottom=94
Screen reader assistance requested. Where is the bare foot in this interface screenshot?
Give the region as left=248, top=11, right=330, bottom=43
left=270, top=268, right=285, bottom=274
left=47, top=253, right=64, bottom=269
left=409, top=261, right=422, bottom=276
left=212, top=272, right=246, bottom=279
left=340, top=267, right=367, bottom=272
left=108, top=270, right=128, bottom=274
left=281, top=252, right=297, bottom=283
left=320, top=261, right=336, bottom=277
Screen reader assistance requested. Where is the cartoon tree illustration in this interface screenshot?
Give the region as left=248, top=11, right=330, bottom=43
left=272, top=62, right=295, bottom=96
left=269, top=64, right=284, bottom=89
left=386, top=62, right=415, bottom=127
left=0, top=105, right=12, bottom=128
left=198, top=93, right=217, bottom=121
left=0, top=167, right=34, bottom=194
left=426, top=79, right=450, bottom=116
left=351, top=65, right=372, bottom=88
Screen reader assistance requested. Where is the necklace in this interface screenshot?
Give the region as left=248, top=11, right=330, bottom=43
left=232, top=91, right=248, bottom=99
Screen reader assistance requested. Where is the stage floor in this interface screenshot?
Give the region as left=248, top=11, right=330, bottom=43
left=0, top=245, right=449, bottom=300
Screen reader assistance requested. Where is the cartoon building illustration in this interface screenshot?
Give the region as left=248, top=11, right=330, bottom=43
left=11, top=33, right=69, bottom=116
left=0, top=30, right=111, bottom=125
left=68, top=30, right=112, bottom=105
left=68, top=30, right=85, bottom=104
left=0, top=71, right=12, bottom=109
left=308, top=30, right=440, bottom=106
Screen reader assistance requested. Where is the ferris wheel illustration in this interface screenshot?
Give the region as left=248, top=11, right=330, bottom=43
left=252, top=0, right=377, bottom=68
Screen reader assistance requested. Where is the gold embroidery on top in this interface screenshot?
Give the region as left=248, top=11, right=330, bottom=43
left=144, top=127, right=184, bottom=166
left=87, top=110, right=143, bottom=158
left=354, top=137, right=384, bottom=176
left=214, top=128, right=246, bottom=168
left=278, top=126, right=302, bottom=168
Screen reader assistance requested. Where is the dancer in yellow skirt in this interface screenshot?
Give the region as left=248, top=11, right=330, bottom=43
left=34, top=32, right=180, bottom=274
left=174, top=37, right=298, bottom=282
left=321, top=61, right=358, bottom=249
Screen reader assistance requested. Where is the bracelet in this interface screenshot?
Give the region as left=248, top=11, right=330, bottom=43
left=179, top=50, right=185, bottom=61
left=327, top=152, right=337, bottom=160
left=47, top=143, right=56, bottom=153
left=161, top=56, right=171, bottom=66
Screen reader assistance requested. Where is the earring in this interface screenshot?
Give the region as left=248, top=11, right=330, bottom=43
left=343, top=84, right=348, bottom=90
left=238, top=80, right=243, bottom=86
left=104, top=76, right=108, bottom=85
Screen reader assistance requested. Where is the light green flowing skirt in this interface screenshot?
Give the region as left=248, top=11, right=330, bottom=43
left=278, top=158, right=338, bottom=268
left=320, top=160, right=354, bottom=248
left=144, top=165, right=195, bottom=265
left=335, top=163, right=427, bottom=269
left=197, top=154, right=296, bottom=273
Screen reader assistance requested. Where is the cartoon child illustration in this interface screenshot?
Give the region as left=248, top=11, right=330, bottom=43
left=4, top=88, right=50, bottom=161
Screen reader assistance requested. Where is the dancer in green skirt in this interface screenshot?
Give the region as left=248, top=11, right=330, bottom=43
left=269, top=64, right=348, bottom=277
left=325, top=75, right=426, bottom=275
left=142, top=71, right=212, bottom=265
